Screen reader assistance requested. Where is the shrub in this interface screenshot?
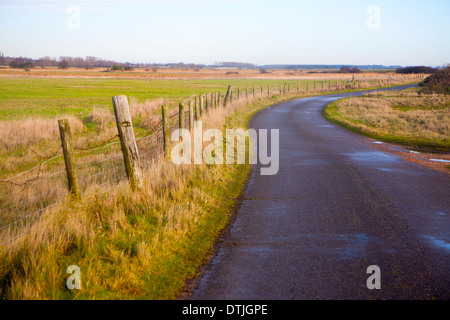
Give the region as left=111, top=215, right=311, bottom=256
left=111, top=65, right=122, bottom=71
left=9, top=58, right=34, bottom=69
left=396, top=66, right=437, bottom=74
left=419, top=66, right=450, bottom=95
left=58, top=59, right=69, bottom=69
left=340, top=66, right=361, bottom=73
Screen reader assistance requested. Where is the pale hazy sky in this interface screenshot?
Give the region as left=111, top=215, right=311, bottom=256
left=0, top=0, right=449, bottom=66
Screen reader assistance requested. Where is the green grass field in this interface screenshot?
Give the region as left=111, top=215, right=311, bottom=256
left=0, top=78, right=314, bottom=119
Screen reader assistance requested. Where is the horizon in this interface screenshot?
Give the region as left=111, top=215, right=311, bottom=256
left=1, top=0, right=449, bottom=67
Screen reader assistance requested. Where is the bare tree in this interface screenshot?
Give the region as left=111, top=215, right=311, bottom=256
left=58, top=58, right=69, bottom=69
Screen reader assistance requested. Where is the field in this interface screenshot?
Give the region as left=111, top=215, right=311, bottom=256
left=323, top=88, right=450, bottom=152
left=0, top=68, right=420, bottom=119
left=0, top=69, right=422, bottom=299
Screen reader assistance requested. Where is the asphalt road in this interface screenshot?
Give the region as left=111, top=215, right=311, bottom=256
left=191, top=85, right=450, bottom=300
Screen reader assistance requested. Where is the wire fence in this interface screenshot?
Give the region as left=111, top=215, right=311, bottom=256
left=0, top=78, right=419, bottom=245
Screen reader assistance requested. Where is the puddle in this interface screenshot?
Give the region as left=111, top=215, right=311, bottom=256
left=409, top=150, right=420, bottom=154
left=336, top=233, right=369, bottom=260
left=319, top=125, right=335, bottom=128
left=372, top=141, right=384, bottom=144
left=423, top=235, right=450, bottom=252
left=436, top=212, right=447, bottom=216
left=344, top=151, right=400, bottom=164
left=429, top=159, right=450, bottom=163
left=377, top=167, right=403, bottom=173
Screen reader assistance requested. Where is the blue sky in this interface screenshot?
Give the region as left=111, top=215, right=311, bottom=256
left=0, top=0, right=449, bottom=66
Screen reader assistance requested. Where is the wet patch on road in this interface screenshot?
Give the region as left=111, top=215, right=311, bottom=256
left=422, top=235, right=450, bottom=252
left=343, top=151, right=401, bottom=165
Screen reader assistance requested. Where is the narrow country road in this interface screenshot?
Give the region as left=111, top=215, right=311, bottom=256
left=191, top=85, right=449, bottom=300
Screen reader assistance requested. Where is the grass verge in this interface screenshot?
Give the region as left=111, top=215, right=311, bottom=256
left=0, top=92, right=294, bottom=299
left=322, top=89, right=450, bottom=153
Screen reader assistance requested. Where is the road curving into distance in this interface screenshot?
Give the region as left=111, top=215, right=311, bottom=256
left=191, top=84, right=449, bottom=300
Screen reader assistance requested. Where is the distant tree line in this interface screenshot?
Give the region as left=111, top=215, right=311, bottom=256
left=396, top=66, right=437, bottom=74
left=263, top=64, right=403, bottom=70
left=0, top=54, right=208, bottom=71
left=215, top=62, right=257, bottom=69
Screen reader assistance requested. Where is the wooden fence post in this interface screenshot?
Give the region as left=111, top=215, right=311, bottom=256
left=162, top=105, right=171, bottom=160
left=112, top=95, right=143, bottom=191
left=218, top=91, right=221, bottom=107
left=230, top=88, right=233, bottom=103
left=246, top=87, right=248, bottom=99
left=189, top=101, right=194, bottom=130
left=179, top=103, right=185, bottom=131
left=199, top=95, right=203, bottom=116
left=58, top=119, right=81, bottom=199
left=194, top=96, right=198, bottom=121
left=224, top=85, right=232, bottom=107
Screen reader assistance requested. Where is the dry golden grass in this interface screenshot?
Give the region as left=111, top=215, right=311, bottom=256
left=0, top=85, right=296, bottom=299
left=0, top=66, right=426, bottom=82
left=0, top=115, right=85, bottom=153
left=325, top=89, right=450, bottom=151
left=0, top=78, right=425, bottom=299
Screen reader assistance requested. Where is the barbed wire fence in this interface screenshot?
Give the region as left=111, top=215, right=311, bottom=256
left=0, top=77, right=419, bottom=246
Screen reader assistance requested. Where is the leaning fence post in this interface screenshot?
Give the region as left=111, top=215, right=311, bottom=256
left=58, top=119, right=81, bottom=199
left=224, top=85, right=232, bottom=107
left=162, top=105, right=171, bottom=160
left=218, top=91, right=221, bottom=107
left=112, top=95, right=143, bottom=191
